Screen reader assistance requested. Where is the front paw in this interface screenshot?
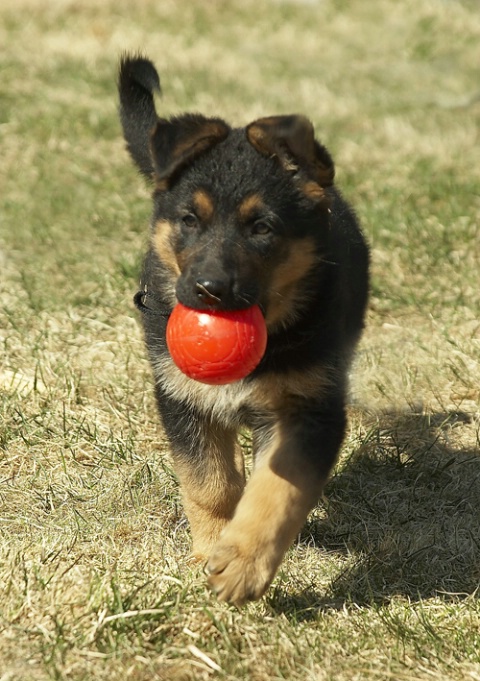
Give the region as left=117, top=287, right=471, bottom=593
left=206, top=541, right=276, bottom=606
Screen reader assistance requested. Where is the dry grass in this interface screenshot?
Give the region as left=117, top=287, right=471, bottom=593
left=1, top=0, right=479, bottom=679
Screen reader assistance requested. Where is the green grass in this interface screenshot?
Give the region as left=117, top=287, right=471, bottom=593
left=1, top=0, right=480, bottom=679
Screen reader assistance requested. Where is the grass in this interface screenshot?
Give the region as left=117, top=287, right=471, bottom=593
left=1, top=0, right=479, bottom=678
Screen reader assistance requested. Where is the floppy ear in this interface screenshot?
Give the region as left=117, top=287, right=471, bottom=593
left=246, top=115, right=335, bottom=190
left=150, top=114, right=230, bottom=188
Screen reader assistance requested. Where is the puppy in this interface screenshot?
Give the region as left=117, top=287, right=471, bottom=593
left=118, top=55, right=369, bottom=605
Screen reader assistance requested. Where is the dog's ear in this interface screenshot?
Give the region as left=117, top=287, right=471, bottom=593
left=246, top=115, right=334, bottom=189
left=150, top=114, right=230, bottom=188
left=118, top=55, right=161, bottom=179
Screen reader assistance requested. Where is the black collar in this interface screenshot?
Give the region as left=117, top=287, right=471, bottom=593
left=133, top=287, right=171, bottom=318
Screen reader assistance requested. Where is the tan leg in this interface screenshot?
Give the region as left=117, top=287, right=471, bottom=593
left=206, top=421, right=330, bottom=605
left=173, top=423, right=246, bottom=561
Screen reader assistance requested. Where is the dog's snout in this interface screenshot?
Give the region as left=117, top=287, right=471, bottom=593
left=195, top=279, right=227, bottom=307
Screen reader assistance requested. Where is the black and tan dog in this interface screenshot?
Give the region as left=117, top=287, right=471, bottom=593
left=118, top=55, right=369, bottom=605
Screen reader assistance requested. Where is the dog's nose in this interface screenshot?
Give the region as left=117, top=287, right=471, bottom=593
left=195, top=279, right=226, bottom=307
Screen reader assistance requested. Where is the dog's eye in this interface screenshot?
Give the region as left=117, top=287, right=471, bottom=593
left=252, top=220, right=273, bottom=236
left=182, top=213, right=199, bottom=229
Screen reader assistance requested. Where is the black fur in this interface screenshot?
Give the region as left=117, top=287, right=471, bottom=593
left=118, top=54, right=369, bottom=605
left=118, top=56, right=161, bottom=178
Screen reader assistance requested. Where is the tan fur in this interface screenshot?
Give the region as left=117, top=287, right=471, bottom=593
left=151, top=219, right=180, bottom=306
left=153, top=351, right=331, bottom=428
left=173, top=424, right=246, bottom=559
left=155, top=178, right=169, bottom=192
left=192, top=188, right=215, bottom=223
left=264, top=236, right=318, bottom=329
left=246, top=115, right=334, bottom=186
left=252, top=364, right=333, bottom=405
left=206, top=423, right=326, bottom=605
left=301, top=180, right=326, bottom=201
left=171, top=121, right=229, bottom=163
left=238, top=193, right=265, bottom=221
left=152, top=219, right=180, bottom=276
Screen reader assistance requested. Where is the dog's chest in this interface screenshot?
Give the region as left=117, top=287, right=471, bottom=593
left=152, top=352, right=261, bottom=425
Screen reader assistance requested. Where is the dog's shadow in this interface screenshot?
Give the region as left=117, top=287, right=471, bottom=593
left=269, top=408, right=480, bottom=618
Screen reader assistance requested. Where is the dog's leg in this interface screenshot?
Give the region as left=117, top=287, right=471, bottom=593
left=175, top=424, right=246, bottom=561
left=206, top=401, right=345, bottom=605
left=156, top=390, right=245, bottom=560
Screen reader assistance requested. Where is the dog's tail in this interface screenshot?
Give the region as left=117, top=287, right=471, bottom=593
left=118, top=55, right=161, bottom=179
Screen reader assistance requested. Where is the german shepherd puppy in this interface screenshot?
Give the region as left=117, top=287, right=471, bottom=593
left=118, top=55, right=369, bottom=605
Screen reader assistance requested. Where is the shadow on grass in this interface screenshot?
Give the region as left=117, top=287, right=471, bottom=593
left=269, top=409, right=480, bottom=618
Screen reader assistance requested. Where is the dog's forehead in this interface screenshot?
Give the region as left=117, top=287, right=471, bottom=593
left=180, top=128, right=290, bottom=215
left=203, top=129, right=273, bottom=184
left=189, top=186, right=265, bottom=224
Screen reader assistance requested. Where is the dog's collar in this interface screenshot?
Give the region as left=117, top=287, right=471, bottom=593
left=133, top=287, right=171, bottom=318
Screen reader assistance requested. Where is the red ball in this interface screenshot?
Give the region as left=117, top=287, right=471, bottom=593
left=166, top=303, right=267, bottom=385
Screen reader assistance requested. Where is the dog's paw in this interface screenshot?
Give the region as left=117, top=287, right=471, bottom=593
left=205, top=542, right=275, bottom=606
left=187, top=551, right=208, bottom=566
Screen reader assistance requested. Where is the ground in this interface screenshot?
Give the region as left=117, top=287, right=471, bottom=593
left=1, top=0, right=479, bottom=679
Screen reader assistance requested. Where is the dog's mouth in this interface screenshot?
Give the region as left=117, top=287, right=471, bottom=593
left=175, top=276, right=260, bottom=313
left=134, top=285, right=263, bottom=319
